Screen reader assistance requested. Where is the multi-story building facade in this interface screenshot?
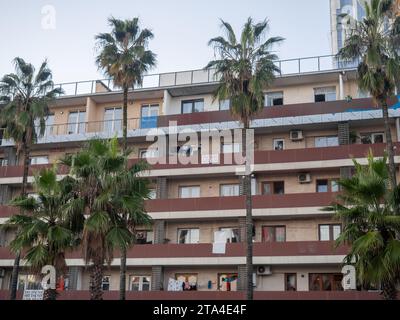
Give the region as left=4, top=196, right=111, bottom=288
left=0, top=55, right=397, bottom=299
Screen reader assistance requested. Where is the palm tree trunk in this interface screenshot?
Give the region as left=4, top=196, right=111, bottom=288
left=9, top=142, right=30, bottom=300
left=242, top=122, right=253, bottom=301
left=122, top=86, right=128, bottom=151
left=119, top=247, right=127, bottom=300
left=382, top=279, right=398, bottom=300
left=380, top=98, right=397, bottom=189
left=90, top=262, right=104, bottom=300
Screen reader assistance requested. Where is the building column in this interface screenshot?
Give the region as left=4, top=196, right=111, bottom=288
left=153, top=220, right=166, bottom=244
left=338, top=122, right=350, bottom=145
left=156, top=177, right=168, bottom=199
left=151, top=266, right=164, bottom=291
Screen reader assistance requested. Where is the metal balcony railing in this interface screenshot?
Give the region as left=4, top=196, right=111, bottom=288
left=52, top=55, right=359, bottom=97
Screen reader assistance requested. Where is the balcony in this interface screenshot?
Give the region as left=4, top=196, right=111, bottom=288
left=0, top=242, right=348, bottom=261
left=0, top=290, right=382, bottom=300
left=52, top=55, right=355, bottom=97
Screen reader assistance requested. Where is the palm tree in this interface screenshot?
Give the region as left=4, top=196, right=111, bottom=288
left=337, top=0, right=400, bottom=188
left=206, top=18, right=284, bottom=300
left=325, top=152, right=400, bottom=300
left=0, top=58, right=62, bottom=300
left=1, top=167, right=78, bottom=300
left=62, top=138, right=151, bottom=300
left=95, top=20, right=156, bottom=299
left=95, top=17, right=157, bottom=151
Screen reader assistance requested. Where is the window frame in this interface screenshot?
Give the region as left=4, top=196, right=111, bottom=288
left=265, top=91, right=284, bottom=107
left=314, top=86, right=337, bottom=102
left=178, top=185, right=201, bottom=199
left=273, top=138, right=285, bottom=151
left=30, top=155, right=49, bottom=165
left=262, top=181, right=285, bottom=195
left=318, top=224, right=342, bottom=241
left=67, top=110, right=86, bottom=134
left=103, top=107, right=122, bottom=133
left=219, top=99, right=231, bottom=111
left=177, top=228, right=200, bottom=244
left=262, top=225, right=286, bottom=243
left=129, top=275, right=151, bottom=291
left=181, top=99, right=204, bottom=114
left=220, top=184, right=240, bottom=197
left=285, top=273, right=297, bottom=291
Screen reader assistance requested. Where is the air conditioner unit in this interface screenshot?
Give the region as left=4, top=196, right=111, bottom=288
left=290, top=130, right=303, bottom=141
left=298, top=173, right=312, bottom=184
left=256, top=266, right=272, bottom=276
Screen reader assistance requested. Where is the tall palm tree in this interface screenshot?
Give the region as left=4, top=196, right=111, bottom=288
left=337, top=0, right=400, bottom=188
left=325, top=152, right=400, bottom=300
left=95, top=17, right=157, bottom=151
left=1, top=167, right=79, bottom=300
left=62, top=138, right=151, bottom=300
left=0, top=58, right=62, bottom=300
left=95, top=19, right=156, bottom=299
left=206, top=18, right=284, bottom=300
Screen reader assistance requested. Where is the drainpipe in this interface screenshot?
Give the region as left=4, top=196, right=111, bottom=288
left=396, top=118, right=400, bottom=143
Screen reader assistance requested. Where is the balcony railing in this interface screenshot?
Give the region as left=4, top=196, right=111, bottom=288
left=52, top=55, right=358, bottom=97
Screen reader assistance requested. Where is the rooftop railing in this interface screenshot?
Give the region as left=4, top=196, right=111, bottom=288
left=53, top=55, right=359, bottom=97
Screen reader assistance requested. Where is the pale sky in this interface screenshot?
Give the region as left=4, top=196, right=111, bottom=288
left=0, top=0, right=332, bottom=84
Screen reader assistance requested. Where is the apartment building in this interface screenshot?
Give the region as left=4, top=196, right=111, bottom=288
left=0, top=55, right=398, bottom=299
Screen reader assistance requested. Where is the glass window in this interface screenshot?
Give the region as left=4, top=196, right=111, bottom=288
left=141, top=104, right=159, bottom=117
left=148, top=189, right=157, bottom=200
left=315, top=136, right=339, bottom=148
left=101, top=276, right=110, bottom=291
left=220, top=184, right=240, bottom=197
left=262, top=226, right=286, bottom=243
left=103, top=107, right=122, bottom=134
left=67, top=111, right=86, bottom=134
left=34, top=114, right=55, bottom=137
left=136, top=230, right=154, bottom=244
left=177, top=229, right=199, bottom=244
left=285, top=274, right=297, bottom=291
left=316, top=180, right=329, bottom=193
left=30, top=156, right=49, bottom=165
left=0, top=158, right=8, bottom=166
left=219, top=228, right=240, bottom=243
left=314, top=87, right=336, bottom=102
left=179, top=186, right=200, bottom=198
left=181, top=99, right=204, bottom=114
left=319, top=224, right=342, bottom=241
left=262, top=181, right=285, bottom=195
left=222, top=143, right=240, bottom=154
left=331, top=180, right=340, bottom=193
left=17, top=274, right=42, bottom=290
left=219, top=99, right=230, bottom=111
left=309, top=274, right=343, bottom=291
left=361, top=133, right=385, bottom=144
left=265, top=92, right=284, bottom=106
left=130, top=276, right=151, bottom=291
left=273, top=139, right=285, bottom=151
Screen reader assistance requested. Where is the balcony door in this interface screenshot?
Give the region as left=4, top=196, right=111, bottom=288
left=68, top=111, right=86, bottom=134
left=103, top=107, right=122, bottom=134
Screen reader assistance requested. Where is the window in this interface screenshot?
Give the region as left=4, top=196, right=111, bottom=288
left=219, top=228, right=240, bottom=243
left=181, top=99, right=204, bottom=114
left=220, top=184, right=240, bottom=197
left=139, top=148, right=159, bottom=159
left=315, top=136, right=339, bottom=148
left=67, top=111, right=86, bottom=134
left=219, top=99, right=230, bottom=111
left=309, top=274, right=343, bottom=291
left=262, top=181, right=285, bottom=195
left=316, top=179, right=340, bottom=193
left=262, top=226, right=286, bottom=243
left=314, top=87, right=336, bottom=102
left=285, top=274, right=297, bottom=291
left=34, top=114, right=54, bottom=137
left=265, top=92, right=284, bottom=106
left=130, top=276, right=151, bottom=291
left=179, top=186, right=200, bottom=198
left=30, top=156, right=49, bottom=165
left=141, top=104, right=159, bottom=128
left=176, top=274, right=198, bottom=291
left=148, top=189, right=157, bottom=200
left=218, top=273, right=238, bottom=291
left=0, top=158, right=8, bottom=167
left=177, top=229, right=199, bottom=244
left=17, top=274, right=42, bottom=291
left=319, top=224, right=342, bottom=241
left=103, top=107, right=122, bottom=134
left=136, top=230, right=154, bottom=244
left=361, top=132, right=385, bottom=144
left=101, top=276, right=110, bottom=291
left=222, top=143, right=240, bottom=154
left=316, top=180, right=328, bottom=193
left=273, top=139, right=285, bottom=151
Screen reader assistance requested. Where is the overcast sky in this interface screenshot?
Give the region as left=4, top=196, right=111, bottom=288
left=0, top=0, right=332, bottom=84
